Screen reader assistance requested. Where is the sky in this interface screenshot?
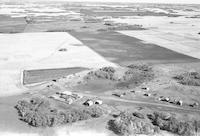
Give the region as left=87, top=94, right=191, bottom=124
left=13, top=0, right=200, bottom=4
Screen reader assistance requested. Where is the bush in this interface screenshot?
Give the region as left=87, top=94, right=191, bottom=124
left=108, top=112, right=156, bottom=136
left=132, top=112, right=145, bottom=119
left=174, top=72, right=200, bottom=86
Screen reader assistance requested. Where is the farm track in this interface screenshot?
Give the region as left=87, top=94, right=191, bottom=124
left=75, top=91, right=200, bottom=113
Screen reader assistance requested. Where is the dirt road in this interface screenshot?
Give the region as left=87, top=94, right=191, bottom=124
left=75, top=91, right=200, bottom=113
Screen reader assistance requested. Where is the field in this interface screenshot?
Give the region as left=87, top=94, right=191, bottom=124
left=0, top=32, right=116, bottom=96
left=117, top=16, right=200, bottom=60
left=69, top=31, right=198, bottom=65
left=23, top=67, right=87, bottom=84
left=0, top=2, right=200, bottom=136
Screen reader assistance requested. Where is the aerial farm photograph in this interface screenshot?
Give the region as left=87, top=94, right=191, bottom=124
left=0, top=0, right=200, bottom=135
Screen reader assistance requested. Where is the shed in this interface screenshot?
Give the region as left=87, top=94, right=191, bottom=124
left=84, top=100, right=93, bottom=106
left=177, top=100, right=183, bottom=106
left=141, top=87, right=150, bottom=91
left=95, top=100, right=103, bottom=105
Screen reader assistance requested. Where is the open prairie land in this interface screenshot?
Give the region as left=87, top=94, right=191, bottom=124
left=0, top=2, right=200, bottom=136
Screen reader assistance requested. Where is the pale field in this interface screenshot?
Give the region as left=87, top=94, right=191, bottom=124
left=0, top=3, right=199, bottom=136
left=143, top=8, right=170, bottom=14
left=108, top=16, right=200, bottom=59
left=0, top=123, right=176, bottom=136
left=0, top=3, right=79, bottom=17
left=0, top=32, right=117, bottom=97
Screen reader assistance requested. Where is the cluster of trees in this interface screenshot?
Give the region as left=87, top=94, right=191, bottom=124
left=84, top=17, right=102, bottom=23
left=46, top=29, right=74, bottom=32
left=85, top=66, right=118, bottom=81
left=84, top=64, right=155, bottom=89
left=108, top=111, right=200, bottom=136
left=127, top=63, right=153, bottom=72
left=119, top=64, right=154, bottom=87
left=174, top=72, right=200, bottom=86
left=98, top=23, right=145, bottom=32
left=15, top=97, right=104, bottom=127
left=148, top=112, right=200, bottom=136
left=107, top=24, right=145, bottom=31
left=24, top=16, right=35, bottom=24
left=108, top=111, right=158, bottom=136
left=85, top=64, right=155, bottom=83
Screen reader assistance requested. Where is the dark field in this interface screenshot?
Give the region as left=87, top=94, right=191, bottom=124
left=69, top=31, right=199, bottom=66
left=81, top=9, right=181, bottom=17
left=0, top=15, right=26, bottom=33
left=23, top=67, right=87, bottom=85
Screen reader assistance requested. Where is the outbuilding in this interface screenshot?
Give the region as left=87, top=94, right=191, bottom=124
left=141, top=87, right=150, bottom=91
left=158, top=96, right=170, bottom=102
left=58, top=48, right=67, bottom=52
left=193, top=102, right=199, bottom=106
left=144, top=93, right=151, bottom=97
left=84, top=100, right=93, bottom=106
left=190, top=102, right=198, bottom=107
left=95, top=100, right=103, bottom=105
left=65, top=98, right=74, bottom=104
left=177, top=100, right=183, bottom=106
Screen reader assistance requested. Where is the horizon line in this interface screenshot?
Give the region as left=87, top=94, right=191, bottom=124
left=2, top=0, right=200, bottom=5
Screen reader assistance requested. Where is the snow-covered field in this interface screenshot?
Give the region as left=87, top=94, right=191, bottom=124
left=0, top=32, right=117, bottom=97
